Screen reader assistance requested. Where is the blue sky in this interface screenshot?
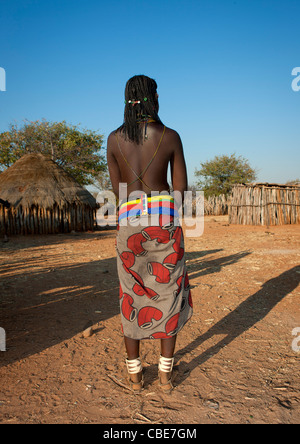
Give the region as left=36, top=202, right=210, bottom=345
left=0, top=0, right=299, bottom=186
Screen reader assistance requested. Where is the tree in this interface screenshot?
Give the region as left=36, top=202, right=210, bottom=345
left=95, top=169, right=112, bottom=191
left=195, top=153, right=257, bottom=197
left=286, top=179, right=300, bottom=186
left=0, top=119, right=107, bottom=186
left=0, top=131, right=19, bottom=170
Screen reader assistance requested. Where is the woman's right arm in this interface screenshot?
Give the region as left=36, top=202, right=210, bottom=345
left=107, top=132, right=122, bottom=198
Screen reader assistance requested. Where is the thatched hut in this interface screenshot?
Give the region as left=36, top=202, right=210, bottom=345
left=0, top=153, right=98, bottom=235
left=229, top=183, right=300, bottom=226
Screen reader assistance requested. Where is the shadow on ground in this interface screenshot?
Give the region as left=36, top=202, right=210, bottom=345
left=174, top=266, right=300, bottom=386
left=0, top=233, right=270, bottom=371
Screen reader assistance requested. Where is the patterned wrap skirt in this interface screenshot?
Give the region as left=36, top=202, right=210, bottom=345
left=116, top=193, right=193, bottom=340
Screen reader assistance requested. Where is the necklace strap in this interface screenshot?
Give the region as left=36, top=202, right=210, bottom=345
left=136, top=115, right=156, bottom=123
left=115, top=126, right=166, bottom=191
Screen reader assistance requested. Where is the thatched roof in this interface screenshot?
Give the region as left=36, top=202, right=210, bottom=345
left=0, top=153, right=97, bottom=209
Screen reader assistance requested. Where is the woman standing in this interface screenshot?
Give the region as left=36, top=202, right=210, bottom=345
left=107, top=75, right=193, bottom=393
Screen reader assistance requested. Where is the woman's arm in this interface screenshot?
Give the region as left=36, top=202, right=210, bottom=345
left=170, top=131, right=188, bottom=205
left=107, top=132, right=122, bottom=198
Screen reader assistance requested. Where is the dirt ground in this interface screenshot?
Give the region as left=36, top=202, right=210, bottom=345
left=0, top=215, right=299, bottom=424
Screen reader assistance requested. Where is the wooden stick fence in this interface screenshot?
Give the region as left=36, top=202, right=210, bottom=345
left=191, top=194, right=230, bottom=216
left=229, top=184, right=300, bottom=225
left=204, top=194, right=229, bottom=216
left=0, top=203, right=97, bottom=235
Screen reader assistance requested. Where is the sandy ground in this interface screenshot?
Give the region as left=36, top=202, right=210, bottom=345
left=0, top=215, right=299, bottom=424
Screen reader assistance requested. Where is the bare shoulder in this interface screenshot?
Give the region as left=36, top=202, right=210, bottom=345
left=163, top=126, right=183, bottom=152
left=107, top=130, right=118, bottom=154
left=164, top=126, right=181, bottom=138
left=107, top=130, right=117, bottom=144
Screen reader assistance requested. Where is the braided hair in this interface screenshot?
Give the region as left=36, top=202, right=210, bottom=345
left=118, top=75, right=163, bottom=145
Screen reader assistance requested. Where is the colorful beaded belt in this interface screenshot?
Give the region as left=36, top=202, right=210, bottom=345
left=118, top=194, right=179, bottom=222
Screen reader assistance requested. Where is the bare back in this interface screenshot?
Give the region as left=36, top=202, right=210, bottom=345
left=107, top=122, right=188, bottom=198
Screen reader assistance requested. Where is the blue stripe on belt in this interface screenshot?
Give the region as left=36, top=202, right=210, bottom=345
left=118, top=207, right=179, bottom=222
